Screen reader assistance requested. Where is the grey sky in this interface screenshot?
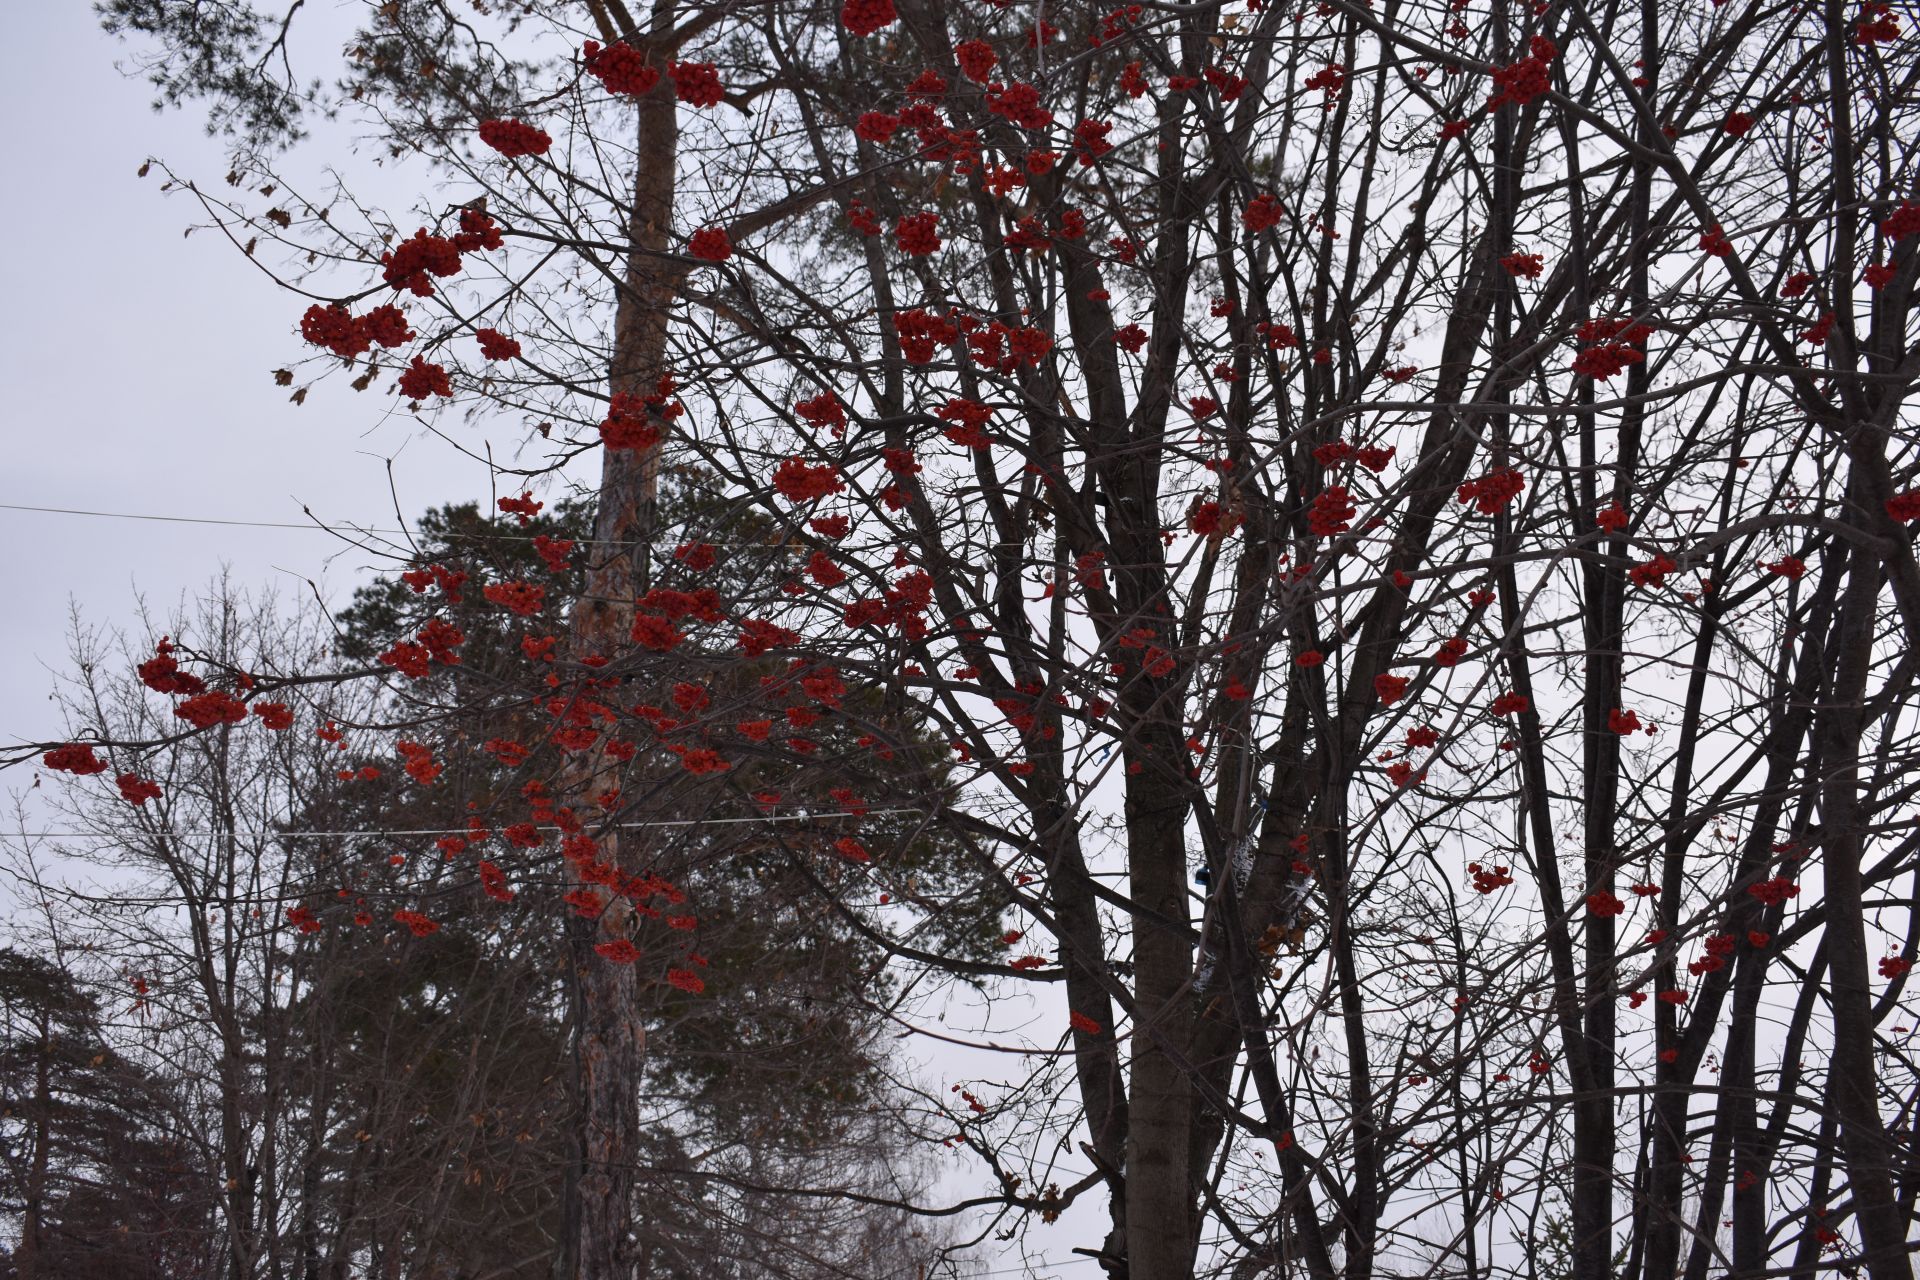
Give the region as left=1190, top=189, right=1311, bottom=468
left=2, top=3, right=480, bottom=751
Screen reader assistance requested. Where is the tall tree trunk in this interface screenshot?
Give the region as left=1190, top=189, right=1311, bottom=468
left=1817, top=540, right=1912, bottom=1280
left=560, top=11, right=685, bottom=1276
left=1123, top=753, right=1196, bottom=1280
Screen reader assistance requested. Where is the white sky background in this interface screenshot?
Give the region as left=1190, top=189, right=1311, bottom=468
left=0, top=3, right=483, bottom=753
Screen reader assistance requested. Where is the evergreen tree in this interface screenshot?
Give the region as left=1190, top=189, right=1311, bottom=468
left=0, top=949, right=213, bottom=1279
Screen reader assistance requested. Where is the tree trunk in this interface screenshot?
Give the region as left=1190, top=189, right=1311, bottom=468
left=15, top=1011, right=51, bottom=1280
left=1817, top=545, right=1912, bottom=1280
left=1123, top=757, right=1196, bottom=1280
left=560, top=16, right=685, bottom=1277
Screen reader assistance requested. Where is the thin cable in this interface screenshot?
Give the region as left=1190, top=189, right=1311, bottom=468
left=959, top=1256, right=1103, bottom=1276
left=0, top=502, right=1029, bottom=552
left=3, top=806, right=923, bottom=841
left=0, top=502, right=765, bottom=549
left=0, top=501, right=347, bottom=531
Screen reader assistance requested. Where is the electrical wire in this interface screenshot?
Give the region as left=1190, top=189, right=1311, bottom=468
left=2, top=806, right=923, bottom=841
left=0, top=501, right=769, bottom=549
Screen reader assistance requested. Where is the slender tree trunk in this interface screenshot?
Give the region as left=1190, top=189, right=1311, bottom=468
left=1571, top=1, right=1654, bottom=1266
left=16, top=1010, right=51, bottom=1280
left=223, top=1038, right=257, bottom=1280
left=1817, top=540, right=1912, bottom=1280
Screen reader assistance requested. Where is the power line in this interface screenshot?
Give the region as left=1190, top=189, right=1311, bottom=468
left=3, top=806, right=923, bottom=841
left=0, top=501, right=354, bottom=532
left=0, top=502, right=765, bottom=549
left=0, top=500, right=1045, bottom=553
left=960, top=1255, right=1104, bottom=1277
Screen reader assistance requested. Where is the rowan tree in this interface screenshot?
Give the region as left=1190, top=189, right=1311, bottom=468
left=29, top=0, right=1920, bottom=1278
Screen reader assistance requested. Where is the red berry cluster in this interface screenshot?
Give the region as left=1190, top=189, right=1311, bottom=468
left=382, top=230, right=464, bottom=296
left=687, top=227, right=733, bottom=262
left=476, top=328, right=521, bottom=361
left=1487, top=36, right=1557, bottom=111
left=839, top=0, right=897, bottom=36
left=45, top=744, right=109, bottom=775
left=397, top=356, right=452, bottom=401
left=1455, top=466, right=1526, bottom=515
left=1468, top=862, right=1514, bottom=894
left=956, top=39, right=998, bottom=82
left=670, top=61, right=724, bottom=108
left=477, top=118, right=552, bottom=158
left=1307, top=485, right=1357, bottom=537
left=582, top=40, right=661, bottom=96
left=772, top=458, right=846, bottom=503
left=895, top=212, right=941, bottom=256
left=300, top=303, right=414, bottom=358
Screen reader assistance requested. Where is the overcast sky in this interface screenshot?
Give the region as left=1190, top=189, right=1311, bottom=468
left=1, top=4, right=489, bottom=753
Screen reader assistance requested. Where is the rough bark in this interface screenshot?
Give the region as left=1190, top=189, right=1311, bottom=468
left=560, top=21, right=686, bottom=1277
